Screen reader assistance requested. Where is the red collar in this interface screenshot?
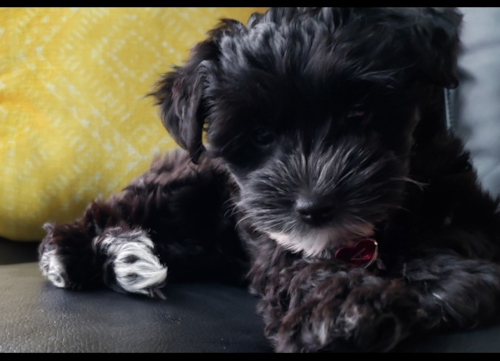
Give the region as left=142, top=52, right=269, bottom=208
left=334, top=238, right=378, bottom=268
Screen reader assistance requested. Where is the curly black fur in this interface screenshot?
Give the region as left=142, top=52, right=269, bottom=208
left=39, top=7, right=500, bottom=352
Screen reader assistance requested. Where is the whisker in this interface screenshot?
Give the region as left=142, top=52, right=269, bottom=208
left=390, top=176, right=428, bottom=190
left=234, top=214, right=254, bottom=229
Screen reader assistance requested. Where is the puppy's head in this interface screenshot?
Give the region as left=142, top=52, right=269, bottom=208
left=151, top=7, right=462, bottom=256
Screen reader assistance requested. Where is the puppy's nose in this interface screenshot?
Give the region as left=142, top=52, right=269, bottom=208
left=295, top=196, right=335, bottom=225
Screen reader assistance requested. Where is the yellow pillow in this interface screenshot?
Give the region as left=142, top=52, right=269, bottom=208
left=0, top=7, right=267, bottom=241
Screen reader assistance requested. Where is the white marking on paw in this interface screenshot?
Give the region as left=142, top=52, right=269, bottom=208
left=95, top=229, right=167, bottom=296
left=40, top=249, right=68, bottom=288
left=317, top=320, right=330, bottom=346
left=343, top=306, right=361, bottom=331
left=340, top=306, right=362, bottom=335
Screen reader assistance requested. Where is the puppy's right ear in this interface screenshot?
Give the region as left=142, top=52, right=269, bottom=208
left=150, top=19, right=245, bottom=164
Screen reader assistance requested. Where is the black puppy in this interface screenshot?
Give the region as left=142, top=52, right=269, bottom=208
left=39, top=8, right=500, bottom=352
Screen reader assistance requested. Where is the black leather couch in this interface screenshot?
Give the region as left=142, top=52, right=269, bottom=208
left=1, top=8, right=499, bottom=352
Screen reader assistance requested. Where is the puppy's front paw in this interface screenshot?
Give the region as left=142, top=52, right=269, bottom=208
left=334, top=279, right=418, bottom=352
left=39, top=224, right=68, bottom=288
left=96, top=228, right=168, bottom=299
left=39, top=243, right=70, bottom=289
left=274, top=276, right=418, bottom=352
left=39, top=223, right=96, bottom=290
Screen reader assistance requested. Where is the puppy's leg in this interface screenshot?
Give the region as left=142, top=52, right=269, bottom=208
left=39, top=201, right=168, bottom=297
left=253, top=257, right=419, bottom=352
left=39, top=151, right=245, bottom=296
left=39, top=217, right=102, bottom=291
left=254, top=247, right=500, bottom=352
left=94, top=225, right=168, bottom=298
left=402, top=250, right=500, bottom=331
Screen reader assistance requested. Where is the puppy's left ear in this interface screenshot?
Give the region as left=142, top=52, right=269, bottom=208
left=150, top=19, right=245, bottom=163
left=409, top=7, right=463, bottom=89
left=151, top=47, right=213, bottom=164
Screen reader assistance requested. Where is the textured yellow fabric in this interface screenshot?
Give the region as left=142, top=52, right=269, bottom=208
left=0, top=7, right=267, bottom=241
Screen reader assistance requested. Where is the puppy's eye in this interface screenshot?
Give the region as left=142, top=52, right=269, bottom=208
left=252, top=127, right=275, bottom=147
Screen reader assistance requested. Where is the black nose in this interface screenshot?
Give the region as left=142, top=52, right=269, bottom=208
left=295, top=196, right=335, bottom=225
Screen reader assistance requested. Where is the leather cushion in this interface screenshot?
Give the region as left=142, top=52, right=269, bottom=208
left=3, top=262, right=500, bottom=352
left=0, top=262, right=272, bottom=352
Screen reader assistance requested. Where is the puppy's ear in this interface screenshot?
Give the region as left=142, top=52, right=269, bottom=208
left=406, top=7, right=463, bottom=89
left=151, top=19, right=245, bottom=163
left=151, top=44, right=214, bottom=164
